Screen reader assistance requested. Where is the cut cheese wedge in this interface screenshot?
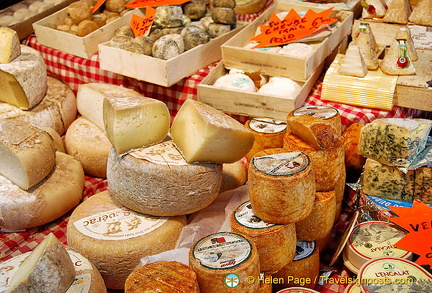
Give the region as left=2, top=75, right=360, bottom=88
left=171, top=99, right=255, bottom=163
left=0, top=27, right=21, bottom=64
left=6, top=233, right=76, bottom=293
left=0, top=119, right=56, bottom=190
left=103, top=95, right=170, bottom=154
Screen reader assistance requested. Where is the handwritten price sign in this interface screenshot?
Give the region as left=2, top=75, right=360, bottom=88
left=130, top=7, right=156, bottom=37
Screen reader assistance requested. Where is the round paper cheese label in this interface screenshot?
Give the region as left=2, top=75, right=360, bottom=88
left=193, top=232, right=252, bottom=270
left=276, top=287, right=320, bottom=293
left=292, top=106, right=338, bottom=120
left=129, top=140, right=188, bottom=166
left=234, top=201, right=276, bottom=229
left=294, top=241, right=316, bottom=261
left=252, top=152, right=309, bottom=176
left=73, top=207, right=168, bottom=241
left=248, top=118, right=287, bottom=134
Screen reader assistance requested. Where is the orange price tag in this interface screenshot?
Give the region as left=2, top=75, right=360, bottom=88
left=125, top=0, right=190, bottom=8
left=130, top=6, right=156, bottom=37
left=250, top=8, right=338, bottom=48
left=91, top=0, right=106, bottom=14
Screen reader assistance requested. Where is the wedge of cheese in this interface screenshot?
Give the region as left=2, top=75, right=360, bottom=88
left=6, top=233, right=76, bottom=293
left=338, top=44, right=368, bottom=78
left=103, top=95, right=170, bottom=154
left=0, top=27, right=21, bottom=64
left=171, top=99, right=255, bottom=163
left=0, top=119, right=56, bottom=190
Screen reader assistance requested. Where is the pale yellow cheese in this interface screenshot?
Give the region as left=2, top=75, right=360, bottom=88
left=103, top=95, right=170, bottom=154
left=41, top=126, right=66, bottom=153
left=171, top=99, right=255, bottom=163
left=7, top=233, right=76, bottom=293
left=220, top=160, right=247, bottom=192
left=0, top=119, right=56, bottom=190
left=0, top=27, right=21, bottom=64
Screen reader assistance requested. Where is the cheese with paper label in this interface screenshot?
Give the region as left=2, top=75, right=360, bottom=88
left=170, top=99, right=255, bottom=163
left=0, top=27, right=21, bottom=64
left=0, top=45, right=47, bottom=110
left=0, top=119, right=56, bottom=190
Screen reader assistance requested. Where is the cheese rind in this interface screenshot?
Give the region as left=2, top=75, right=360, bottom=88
left=170, top=99, right=255, bottom=163
left=0, top=27, right=21, bottom=64
left=0, top=119, right=56, bottom=190
left=103, top=95, right=170, bottom=154
left=338, top=44, right=368, bottom=78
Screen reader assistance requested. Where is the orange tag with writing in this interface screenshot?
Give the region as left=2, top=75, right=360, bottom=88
left=125, top=0, right=190, bottom=8
left=250, top=8, right=338, bottom=48
left=130, top=7, right=156, bottom=37
left=91, top=0, right=106, bottom=14
left=389, top=200, right=432, bottom=267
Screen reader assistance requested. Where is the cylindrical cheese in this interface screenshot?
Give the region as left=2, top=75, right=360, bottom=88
left=283, top=130, right=344, bottom=192
left=230, top=201, right=296, bottom=273
left=295, top=190, right=336, bottom=241
left=67, top=190, right=187, bottom=290
left=245, top=118, right=287, bottom=161
left=287, top=106, right=342, bottom=137
left=189, top=232, right=260, bottom=293
left=107, top=140, right=222, bottom=216
left=248, top=149, right=316, bottom=224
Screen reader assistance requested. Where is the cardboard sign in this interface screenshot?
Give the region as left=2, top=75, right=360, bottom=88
left=250, top=8, right=338, bottom=48
left=389, top=200, right=432, bottom=267
left=125, top=0, right=190, bottom=8
left=130, top=7, right=156, bottom=37
left=91, top=0, right=106, bottom=14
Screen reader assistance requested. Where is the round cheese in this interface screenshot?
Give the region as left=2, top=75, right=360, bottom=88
left=295, top=190, right=336, bottom=241
left=67, top=190, right=187, bottom=290
left=189, top=231, right=260, bottom=293
left=233, top=0, right=267, bottom=14
left=275, top=288, right=320, bottom=293
left=0, top=76, right=77, bottom=135
left=213, top=72, right=257, bottom=92
left=65, top=116, right=111, bottom=178
left=283, top=130, right=345, bottom=192
left=248, top=149, right=316, bottom=224
left=245, top=118, right=287, bottom=161
left=273, top=241, right=320, bottom=291
left=124, top=261, right=199, bottom=293
left=107, top=140, right=222, bottom=216
left=220, top=160, right=248, bottom=193
left=230, top=201, right=296, bottom=273
left=342, top=122, right=365, bottom=175
left=0, top=151, right=84, bottom=230
left=288, top=106, right=342, bottom=133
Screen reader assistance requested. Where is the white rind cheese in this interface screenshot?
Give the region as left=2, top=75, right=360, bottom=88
left=171, top=99, right=255, bottom=163
left=0, top=119, right=56, bottom=190
left=0, top=45, right=47, bottom=110
left=0, top=27, right=21, bottom=64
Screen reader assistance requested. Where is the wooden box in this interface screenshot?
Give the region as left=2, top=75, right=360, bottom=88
left=197, top=61, right=324, bottom=121
left=221, top=2, right=353, bottom=82
left=98, top=9, right=247, bottom=87
left=32, top=6, right=134, bottom=59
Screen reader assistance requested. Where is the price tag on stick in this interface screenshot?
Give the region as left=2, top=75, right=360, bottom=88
left=130, top=6, right=156, bottom=38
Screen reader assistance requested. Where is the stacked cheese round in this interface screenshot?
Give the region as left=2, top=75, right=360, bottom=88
left=67, top=190, right=187, bottom=290
left=248, top=148, right=316, bottom=224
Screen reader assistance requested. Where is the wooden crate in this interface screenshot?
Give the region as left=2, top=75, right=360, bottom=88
left=197, top=61, right=324, bottom=121
left=221, top=2, right=353, bottom=82
left=33, top=6, right=134, bottom=59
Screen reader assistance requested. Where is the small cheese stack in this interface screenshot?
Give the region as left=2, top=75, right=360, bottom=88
left=65, top=116, right=112, bottom=178
left=107, top=139, right=222, bottom=216
left=273, top=241, right=320, bottom=291
left=189, top=232, right=260, bottom=293
left=248, top=149, right=316, bottom=224
left=6, top=233, right=76, bottom=293
left=295, top=190, right=336, bottom=241
left=170, top=99, right=255, bottom=163
left=0, top=27, right=21, bottom=63
left=0, top=119, right=56, bottom=190
left=0, top=45, right=47, bottom=110
left=124, top=261, right=199, bottom=293
left=245, top=117, right=287, bottom=161
left=67, top=190, right=187, bottom=290
left=230, top=201, right=297, bottom=273
left=103, top=95, right=170, bottom=154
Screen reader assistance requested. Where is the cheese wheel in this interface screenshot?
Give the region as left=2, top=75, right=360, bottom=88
left=124, top=261, right=199, bottom=293
left=233, top=0, right=267, bottom=14
left=107, top=140, right=222, bottom=216
left=0, top=151, right=84, bottom=230
left=67, top=190, right=187, bottom=290
left=295, top=190, right=336, bottom=241
left=0, top=27, right=21, bottom=64
left=287, top=106, right=342, bottom=136
left=0, top=119, right=56, bottom=190
left=273, top=241, right=320, bottom=291
left=0, top=45, right=47, bottom=110
left=283, top=130, right=345, bottom=192
left=189, top=232, right=260, bottom=293
left=65, top=116, right=111, bottom=178
left=231, top=201, right=296, bottom=273
left=220, top=160, right=247, bottom=193
left=342, top=123, right=365, bottom=174
left=248, top=149, right=315, bottom=224
left=0, top=76, right=77, bottom=135
left=245, top=118, right=287, bottom=161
